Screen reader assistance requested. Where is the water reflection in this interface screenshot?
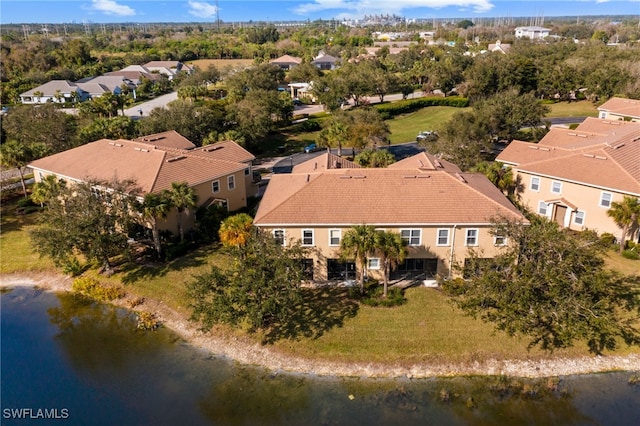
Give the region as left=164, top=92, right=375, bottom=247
left=2, top=287, right=639, bottom=426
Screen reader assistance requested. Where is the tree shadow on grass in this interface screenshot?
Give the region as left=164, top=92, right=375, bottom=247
left=262, top=287, right=360, bottom=344
left=119, top=244, right=219, bottom=285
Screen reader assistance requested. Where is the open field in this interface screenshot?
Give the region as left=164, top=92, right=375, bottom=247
left=545, top=100, right=600, bottom=117
left=188, top=58, right=254, bottom=70
left=387, top=106, right=467, bottom=144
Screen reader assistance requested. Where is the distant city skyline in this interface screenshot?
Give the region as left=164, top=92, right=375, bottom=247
left=1, top=0, right=639, bottom=24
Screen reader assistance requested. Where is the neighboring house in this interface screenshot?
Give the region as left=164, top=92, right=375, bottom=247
left=103, top=69, right=160, bottom=86
left=19, top=80, right=90, bottom=104
left=487, top=40, right=511, bottom=54
left=515, top=26, right=550, bottom=39
left=312, top=52, right=339, bottom=70
left=28, top=135, right=258, bottom=236
left=76, top=75, right=137, bottom=95
left=496, top=117, right=640, bottom=242
left=269, top=55, right=302, bottom=70
left=134, top=130, right=196, bottom=150
left=143, top=61, right=194, bottom=79
left=597, top=97, right=640, bottom=121
left=254, top=152, right=526, bottom=283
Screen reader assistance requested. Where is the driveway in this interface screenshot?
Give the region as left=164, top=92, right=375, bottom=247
left=124, top=91, right=178, bottom=118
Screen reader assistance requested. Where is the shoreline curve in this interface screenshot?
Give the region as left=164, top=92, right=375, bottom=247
left=2, top=272, right=639, bottom=379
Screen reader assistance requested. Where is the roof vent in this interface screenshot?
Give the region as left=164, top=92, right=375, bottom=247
left=306, top=174, right=310, bottom=182
left=403, top=175, right=416, bottom=179
left=134, top=147, right=150, bottom=152
left=167, top=155, right=186, bottom=163
left=434, top=159, right=443, bottom=168
left=613, top=143, right=625, bottom=149
left=352, top=175, right=366, bottom=179
left=595, top=155, right=607, bottom=160
left=455, top=173, right=467, bottom=183
left=539, top=147, right=550, bottom=151
left=340, top=175, right=352, bottom=179
left=204, top=146, right=223, bottom=152
left=583, top=153, right=595, bottom=158
left=108, top=142, right=124, bottom=147
left=417, top=175, right=431, bottom=179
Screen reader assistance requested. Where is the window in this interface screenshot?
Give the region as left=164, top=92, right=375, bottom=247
left=273, top=229, right=285, bottom=245
left=301, top=259, right=314, bottom=280
left=494, top=231, right=507, bottom=246
left=574, top=210, right=585, bottom=225
left=538, top=201, right=548, bottom=215
left=465, top=229, right=479, bottom=246
left=600, top=192, right=612, bottom=208
left=368, top=258, right=381, bottom=270
left=212, top=180, right=220, bottom=193
left=227, top=175, right=235, bottom=191
left=244, top=167, right=250, bottom=176
left=530, top=176, right=540, bottom=192
left=551, top=181, right=562, bottom=194
left=400, top=229, right=421, bottom=246
left=437, top=229, right=450, bottom=246
left=302, top=229, right=314, bottom=246
left=329, top=229, right=341, bottom=246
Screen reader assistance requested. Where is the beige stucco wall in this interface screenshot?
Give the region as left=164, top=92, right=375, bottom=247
left=258, top=225, right=510, bottom=281
left=515, top=170, right=637, bottom=239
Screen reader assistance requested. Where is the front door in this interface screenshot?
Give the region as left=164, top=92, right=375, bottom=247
left=554, top=205, right=567, bottom=226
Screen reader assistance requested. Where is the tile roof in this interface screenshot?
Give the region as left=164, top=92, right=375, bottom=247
left=190, top=140, right=256, bottom=163
left=134, top=131, right=196, bottom=150
left=597, top=97, right=640, bottom=119
left=270, top=55, right=302, bottom=64
left=29, top=138, right=249, bottom=195
left=292, top=153, right=359, bottom=173
left=20, top=80, right=80, bottom=96
left=496, top=117, right=640, bottom=195
left=254, top=154, right=525, bottom=226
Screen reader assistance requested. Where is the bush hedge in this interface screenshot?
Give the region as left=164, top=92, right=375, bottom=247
left=374, top=96, right=469, bottom=119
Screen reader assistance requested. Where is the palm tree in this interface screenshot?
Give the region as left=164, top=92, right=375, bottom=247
left=165, top=182, right=198, bottom=242
left=374, top=230, right=407, bottom=297
left=139, top=192, right=172, bottom=257
left=219, top=213, right=253, bottom=255
left=31, top=175, right=64, bottom=207
left=607, top=196, right=640, bottom=253
left=340, top=225, right=377, bottom=293
left=318, top=115, right=349, bottom=156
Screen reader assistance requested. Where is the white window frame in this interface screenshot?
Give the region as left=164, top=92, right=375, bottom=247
left=551, top=180, right=562, bottom=194
left=301, top=229, right=314, bottom=246
left=368, top=258, right=381, bottom=270
left=273, top=229, right=285, bottom=246
left=599, top=192, right=612, bottom=208
left=436, top=228, right=450, bottom=246
left=465, top=229, right=479, bottom=246
left=530, top=176, right=540, bottom=192
left=574, top=210, right=585, bottom=226
left=494, top=231, right=507, bottom=246
left=538, top=201, right=548, bottom=216
left=212, top=180, right=220, bottom=194
left=227, top=175, right=235, bottom=191
left=329, top=229, right=341, bottom=246
left=400, top=229, right=421, bottom=246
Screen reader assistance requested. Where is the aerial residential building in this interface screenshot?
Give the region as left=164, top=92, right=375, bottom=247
left=515, top=26, right=551, bottom=39
left=597, top=97, right=640, bottom=121
left=254, top=152, right=526, bottom=283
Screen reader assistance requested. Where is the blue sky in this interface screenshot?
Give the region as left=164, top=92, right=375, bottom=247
left=1, top=1, right=638, bottom=24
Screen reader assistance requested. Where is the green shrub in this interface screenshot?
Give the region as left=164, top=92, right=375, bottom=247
left=61, top=257, right=85, bottom=277
left=621, top=249, right=639, bottom=260
left=16, top=196, right=40, bottom=214
left=72, top=276, right=125, bottom=301
left=361, top=286, right=406, bottom=307
left=599, top=233, right=617, bottom=248
left=374, top=96, right=469, bottom=118
left=136, top=311, right=161, bottom=331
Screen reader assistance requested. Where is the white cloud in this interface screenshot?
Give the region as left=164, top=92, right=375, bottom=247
left=188, top=0, right=219, bottom=18
left=91, top=0, right=136, bottom=16
left=294, top=0, right=495, bottom=16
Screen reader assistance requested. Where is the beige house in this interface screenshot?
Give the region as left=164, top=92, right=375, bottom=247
left=28, top=133, right=258, bottom=236
left=254, top=152, right=526, bottom=283
left=597, top=97, right=640, bottom=121
left=496, top=117, right=640, bottom=243
left=269, top=55, right=302, bottom=70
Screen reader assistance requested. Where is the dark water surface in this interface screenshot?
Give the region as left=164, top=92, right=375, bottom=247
left=2, top=287, right=639, bottom=425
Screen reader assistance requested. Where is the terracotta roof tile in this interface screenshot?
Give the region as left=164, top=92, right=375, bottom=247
left=134, top=131, right=196, bottom=150
left=292, top=153, right=360, bottom=173
left=254, top=154, right=525, bottom=226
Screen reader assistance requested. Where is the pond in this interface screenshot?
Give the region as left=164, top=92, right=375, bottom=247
left=2, top=287, right=639, bottom=425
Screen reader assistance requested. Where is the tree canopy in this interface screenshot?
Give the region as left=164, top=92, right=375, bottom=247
left=442, top=216, right=640, bottom=354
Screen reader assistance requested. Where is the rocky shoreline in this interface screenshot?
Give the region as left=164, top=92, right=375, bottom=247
left=2, top=272, right=639, bottom=379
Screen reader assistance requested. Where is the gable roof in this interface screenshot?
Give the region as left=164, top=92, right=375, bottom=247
left=292, top=152, right=359, bottom=173
left=496, top=117, right=640, bottom=195
left=20, top=80, right=82, bottom=97
left=270, top=55, right=302, bottom=64
left=76, top=75, right=137, bottom=91
left=254, top=153, right=525, bottom=226
left=597, top=97, right=640, bottom=119
left=190, top=140, right=256, bottom=164
left=134, top=131, right=196, bottom=150
left=28, top=138, right=250, bottom=195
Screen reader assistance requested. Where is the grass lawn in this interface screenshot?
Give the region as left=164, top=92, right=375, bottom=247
left=387, top=106, right=467, bottom=145
left=188, top=59, right=254, bottom=71
left=545, top=100, right=599, bottom=118
left=2, top=199, right=638, bottom=365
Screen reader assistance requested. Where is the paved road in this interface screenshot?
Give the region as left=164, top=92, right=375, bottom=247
left=124, top=91, right=178, bottom=118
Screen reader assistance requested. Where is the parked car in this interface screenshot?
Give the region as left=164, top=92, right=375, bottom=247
left=304, top=143, right=322, bottom=153
left=416, top=131, right=437, bottom=142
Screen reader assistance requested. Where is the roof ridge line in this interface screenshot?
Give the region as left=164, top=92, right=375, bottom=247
left=445, top=171, right=521, bottom=218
